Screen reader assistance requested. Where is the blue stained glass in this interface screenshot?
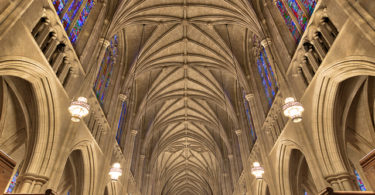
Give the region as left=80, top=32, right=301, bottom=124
left=94, top=35, right=118, bottom=104
left=257, top=48, right=277, bottom=106
left=61, top=0, right=83, bottom=31
left=286, top=0, right=308, bottom=31
left=301, top=0, right=317, bottom=16
left=52, top=0, right=68, bottom=15
left=243, top=90, right=256, bottom=142
left=6, top=170, right=19, bottom=193
left=69, top=0, right=95, bottom=43
left=304, top=191, right=308, bottom=195
left=354, top=169, right=367, bottom=191
left=116, top=102, right=127, bottom=145
left=276, top=0, right=301, bottom=42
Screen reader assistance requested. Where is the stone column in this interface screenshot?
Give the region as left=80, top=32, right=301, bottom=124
left=223, top=173, right=232, bottom=194
left=228, top=154, right=239, bottom=184
left=136, top=154, right=145, bottom=189
left=300, top=59, right=313, bottom=83
left=261, top=38, right=278, bottom=93
left=15, top=173, right=48, bottom=194
left=245, top=94, right=263, bottom=134
left=145, top=173, right=152, bottom=195
left=122, top=130, right=138, bottom=194
left=44, top=33, right=59, bottom=60
left=326, top=173, right=357, bottom=191
left=235, top=130, right=250, bottom=167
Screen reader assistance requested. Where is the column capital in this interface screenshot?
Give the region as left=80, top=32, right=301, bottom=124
left=228, top=154, right=234, bottom=159
left=261, top=38, right=272, bottom=48
left=131, top=130, right=138, bottom=135
left=245, top=94, right=254, bottom=101
left=140, top=154, right=146, bottom=159
left=99, top=38, right=110, bottom=48
left=235, top=129, right=242, bottom=136
left=119, top=94, right=127, bottom=102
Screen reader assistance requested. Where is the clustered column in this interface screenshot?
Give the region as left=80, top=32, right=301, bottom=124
left=121, top=130, right=138, bottom=194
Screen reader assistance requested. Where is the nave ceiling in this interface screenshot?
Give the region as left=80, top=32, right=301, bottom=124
left=107, top=0, right=264, bottom=194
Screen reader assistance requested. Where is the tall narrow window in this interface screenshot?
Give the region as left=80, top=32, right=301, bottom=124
left=116, top=101, right=127, bottom=145
left=70, top=0, right=95, bottom=43
left=354, top=169, right=367, bottom=191
left=275, top=0, right=318, bottom=43
left=52, top=0, right=96, bottom=44
left=243, top=91, right=256, bottom=143
left=61, top=0, right=83, bottom=31
left=94, top=35, right=119, bottom=104
left=275, top=0, right=301, bottom=42
left=52, top=0, right=68, bottom=15
left=301, top=0, right=318, bottom=16
left=286, top=0, right=308, bottom=31
left=6, top=170, right=19, bottom=193
left=257, top=48, right=278, bottom=106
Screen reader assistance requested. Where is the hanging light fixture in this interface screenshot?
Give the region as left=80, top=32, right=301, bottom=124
left=282, top=97, right=304, bottom=123
left=251, top=162, right=264, bottom=179
left=68, top=97, right=90, bottom=122
left=109, top=163, right=122, bottom=181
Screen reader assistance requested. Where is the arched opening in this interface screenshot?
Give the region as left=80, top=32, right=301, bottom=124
left=57, top=150, right=86, bottom=195
left=288, top=149, right=317, bottom=195
left=0, top=76, right=36, bottom=193
left=338, top=76, right=375, bottom=190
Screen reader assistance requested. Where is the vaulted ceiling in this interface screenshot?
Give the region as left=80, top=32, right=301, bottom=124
left=109, top=0, right=264, bottom=194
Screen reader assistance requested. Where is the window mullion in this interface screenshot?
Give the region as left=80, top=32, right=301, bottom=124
left=68, top=0, right=89, bottom=34
left=60, top=0, right=73, bottom=18
left=296, top=0, right=310, bottom=18
left=280, top=0, right=303, bottom=33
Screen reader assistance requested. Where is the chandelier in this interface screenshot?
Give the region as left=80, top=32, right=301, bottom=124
left=251, top=162, right=265, bottom=179
left=109, top=163, right=122, bottom=181
left=282, top=97, right=304, bottom=123
left=68, top=97, right=90, bottom=122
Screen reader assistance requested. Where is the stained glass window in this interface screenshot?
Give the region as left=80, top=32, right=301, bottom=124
left=301, top=0, right=318, bottom=16
left=354, top=169, right=367, bottom=191
left=286, top=0, right=308, bottom=31
left=116, top=101, right=127, bottom=145
left=61, top=0, right=83, bottom=31
left=276, top=0, right=301, bottom=42
left=257, top=48, right=277, bottom=106
left=94, top=35, right=119, bottom=104
left=52, top=0, right=68, bottom=15
left=6, top=170, right=19, bottom=193
left=304, top=191, right=308, bottom=195
left=243, top=91, right=256, bottom=143
left=69, top=0, right=95, bottom=43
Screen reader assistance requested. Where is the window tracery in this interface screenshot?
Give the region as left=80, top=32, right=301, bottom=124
left=256, top=48, right=278, bottom=106
left=243, top=91, right=256, bottom=143
left=275, top=0, right=318, bottom=42
left=354, top=169, right=367, bottom=191
left=116, top=101, right=127, bottom=145
left=6, top=169, right=19, bottom=193
left=52, top=0, right=96, bottom=44
left=94, top=35, right=119, bottom=104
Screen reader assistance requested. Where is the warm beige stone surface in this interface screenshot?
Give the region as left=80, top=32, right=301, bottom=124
left=0, top=0, right=374, bottom=194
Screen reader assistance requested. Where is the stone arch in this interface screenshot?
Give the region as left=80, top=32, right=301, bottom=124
left=275, top=140, right=319, bottom=195
left=0, top=56, right=59, bottom=193
left=336, top=75, right=375, bottom=190
left=57, top=143, right=97, bottom=195
left=312, top=56, right=375, bottom=190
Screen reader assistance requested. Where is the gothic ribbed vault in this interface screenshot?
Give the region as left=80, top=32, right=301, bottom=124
left=110, top=0, right=263, bottom=194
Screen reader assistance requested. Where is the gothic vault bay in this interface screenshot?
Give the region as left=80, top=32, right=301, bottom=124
left=1, top=0, right=375, bottom=194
